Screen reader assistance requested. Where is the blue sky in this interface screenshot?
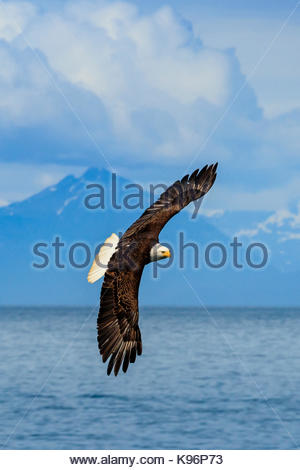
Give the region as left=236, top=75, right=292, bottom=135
left=0, top=0, right=300, bottom=212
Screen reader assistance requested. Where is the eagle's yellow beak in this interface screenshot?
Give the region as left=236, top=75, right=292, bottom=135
left=164, top=249, right=171, bottom=258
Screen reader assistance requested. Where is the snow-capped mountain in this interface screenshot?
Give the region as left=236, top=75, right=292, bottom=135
left=0, top=167, right=299, bottom=306
left=205, top=207, right=300, bottom=272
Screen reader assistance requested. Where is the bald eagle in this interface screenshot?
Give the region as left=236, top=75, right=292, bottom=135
left=88, top=163, right=217, bottom=375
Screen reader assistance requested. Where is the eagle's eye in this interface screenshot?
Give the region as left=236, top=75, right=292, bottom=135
left=160, top=248, right=171, bottom=258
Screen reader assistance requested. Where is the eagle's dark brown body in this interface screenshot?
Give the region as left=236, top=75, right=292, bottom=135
left=97, top=164, right=218, bottom=375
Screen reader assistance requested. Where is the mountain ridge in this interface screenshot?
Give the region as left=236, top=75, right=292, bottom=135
left=1, top=167, right=299, bottom=306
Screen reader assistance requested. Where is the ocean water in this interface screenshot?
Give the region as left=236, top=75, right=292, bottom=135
left=0, top=306, right=300, bottom=450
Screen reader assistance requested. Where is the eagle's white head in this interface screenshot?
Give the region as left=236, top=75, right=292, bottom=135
left=149, top=243, right=171, bottom=262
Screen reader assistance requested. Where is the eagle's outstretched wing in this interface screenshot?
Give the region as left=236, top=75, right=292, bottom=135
left=97, top=265, right=143, bottom=376
left=97, top=163, right=218, bottom=375
left=121, top=163, right=218, bottom=242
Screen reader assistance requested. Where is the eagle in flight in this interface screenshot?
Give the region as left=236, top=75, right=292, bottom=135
left=88, top=163, right=218, bottom=375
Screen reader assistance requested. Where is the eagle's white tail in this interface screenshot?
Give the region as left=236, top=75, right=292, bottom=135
left=87, top=233, right=119, bottom=283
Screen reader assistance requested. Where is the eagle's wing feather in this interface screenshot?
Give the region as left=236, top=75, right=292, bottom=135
left=97, top=265, right=143, bottom=376
left=121, top=163, right=218, bottom=241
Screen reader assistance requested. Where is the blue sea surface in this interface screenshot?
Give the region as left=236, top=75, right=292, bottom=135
left=0, top=306, right=300, bottom=449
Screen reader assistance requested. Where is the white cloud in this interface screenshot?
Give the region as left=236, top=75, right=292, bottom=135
left=0, top=0, right=294, bottom=165
left=0, top=0, right=236, bottom=160
left=0, top=40, right=64, bottom=127
left=0, top=1, right=36, bottom=41
left=189, top=15, right=300, bottom=118
left=0, top=0, right=299, bottom=213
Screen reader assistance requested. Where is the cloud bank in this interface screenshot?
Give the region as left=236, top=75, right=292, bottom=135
left=0, top=0, right=299, bottom=210
left=0, top=0, right=258, bottom=162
